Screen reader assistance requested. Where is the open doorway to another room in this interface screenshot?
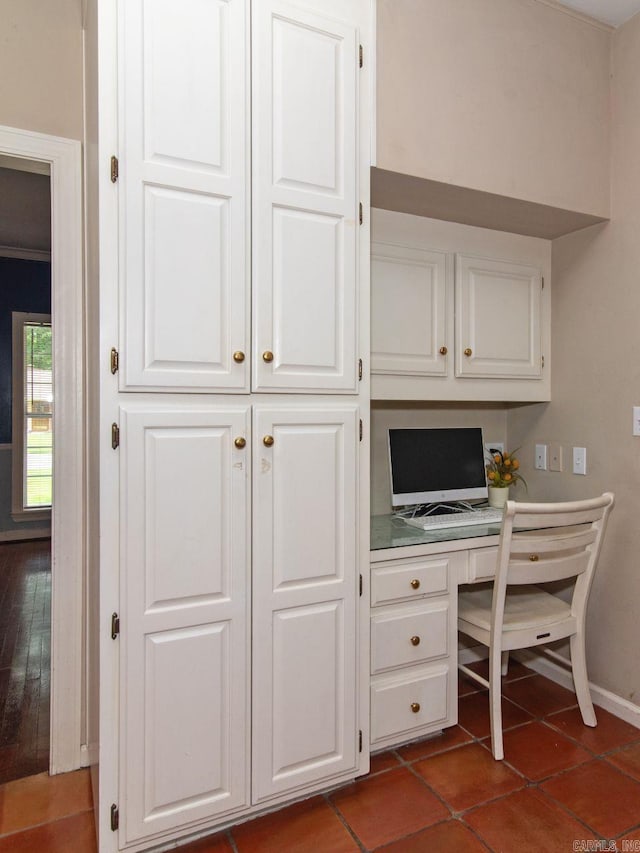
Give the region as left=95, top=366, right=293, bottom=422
left=0, top=158, right=52, bottom=783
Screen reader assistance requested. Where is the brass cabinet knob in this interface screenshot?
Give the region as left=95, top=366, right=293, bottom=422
left=529, top=554, right=539, bottom=562
left=263, top=435, right=274, bottom=447
left=232, top=350, right=245, bottom=363
left=410, top=702, right=421, bottom=714
left=439, top=346, right=448, bottom=355
left=410, top=635, right=421, bottom=646
left=464, top=347, right=472, bottom=357
left=262, top=350, right=274, bottom=363
left=410, top=578, right=420, bottom=590
left=234, top=437, right=246, bottom=449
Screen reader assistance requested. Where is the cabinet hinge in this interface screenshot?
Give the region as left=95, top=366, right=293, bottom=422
left=359, top=202, right=363, bottom=225
left=359, top=44, right=363, bottom=68
left=110, top=347, right=119, bottom=375
left=358, top=730, right=363, bottom=752
left=110, top=803, right=119, bottom=832
left=359, top=574, right=363, bottom=596
left=358, top=358, right=363, bottom=381
left=359, top=419, right=363, bottom=442
left=110, top=155, right=119, bottom=183
left=542, top=276, right=545, bottom=289
left=111, top=423, right=120, bottom=450
left=111, top=612, right=120, bottom=640
left=542, top=355, right=545, bottom=369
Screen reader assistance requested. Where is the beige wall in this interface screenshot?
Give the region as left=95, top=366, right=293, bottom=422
left=372, top=403, right=508, bottom=515
left=508, top=12, right=640, bottom=705
left=377, top=0, right=611, bottom=218
left=0, top=0, right=83, bottom=140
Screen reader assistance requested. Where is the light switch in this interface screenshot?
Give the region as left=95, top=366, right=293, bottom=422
left=549, top=443, right=563, bottom=472
left=573, top=446, right=587, bottom=475
left=535, top=444, right=548, bottom=470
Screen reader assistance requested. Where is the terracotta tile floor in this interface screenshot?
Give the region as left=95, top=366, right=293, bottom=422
left=2, top=662, right=640, bottom=852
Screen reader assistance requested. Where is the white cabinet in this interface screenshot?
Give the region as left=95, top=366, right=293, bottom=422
left=119, top=0, right=250, bottom=393
left=118, top=0, right=360, bottom=395
left=119, top=403, right=251, bottom=844
left=252, top=1, right=359, bottom=392
left=455, top=254, right=542, bottom=379
left=252, top=405, right=359, bottom=801
left=370, top=210, right=550, bottom=402
left=371, top=242, right=448, bottom=377
left=369, top=551, right=462, bottom=750
left=95, top=0, right=370, bottom=850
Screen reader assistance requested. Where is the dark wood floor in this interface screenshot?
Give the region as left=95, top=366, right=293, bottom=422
left=0, top=539, right=50, bottom=784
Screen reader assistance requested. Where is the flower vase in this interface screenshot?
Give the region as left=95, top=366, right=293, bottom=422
left=488, top=486, right=509, bottom=509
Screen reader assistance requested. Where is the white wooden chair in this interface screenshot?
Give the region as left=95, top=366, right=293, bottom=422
left=458, top=492, right=615, bottom=760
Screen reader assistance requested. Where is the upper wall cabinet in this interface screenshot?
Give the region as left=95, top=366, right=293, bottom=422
left=118, top=0, right=361, bottom=394
left=455, top=255, right=542, bottom=380
left=370, top=209, right=551, bottom=403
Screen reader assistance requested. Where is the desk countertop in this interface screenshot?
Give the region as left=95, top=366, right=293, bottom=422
left=371, top=513, right=502, bottom=552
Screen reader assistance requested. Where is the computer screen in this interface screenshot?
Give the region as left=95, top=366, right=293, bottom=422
left=388, top=427, right=488, bottom=507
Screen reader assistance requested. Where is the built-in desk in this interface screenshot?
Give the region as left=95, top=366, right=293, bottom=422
left=369, top=514, right=502, bottom=750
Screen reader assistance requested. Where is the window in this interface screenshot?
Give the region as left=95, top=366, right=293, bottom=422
left=12, top=312, right=53, bottom=520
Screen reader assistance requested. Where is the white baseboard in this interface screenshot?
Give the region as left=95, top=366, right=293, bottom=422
left=0, top=528, right=51, bottom=543
left=458, top=643, right=640, bottom=729
left=515, top=649, right=640, bottom=729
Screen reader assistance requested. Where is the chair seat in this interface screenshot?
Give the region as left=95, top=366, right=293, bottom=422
left=459, top=585, right=571, bottom=632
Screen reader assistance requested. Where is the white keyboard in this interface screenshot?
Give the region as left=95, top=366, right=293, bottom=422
left=400, top=507, right=504, bottom=531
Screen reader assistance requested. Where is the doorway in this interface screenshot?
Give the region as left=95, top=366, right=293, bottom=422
left=0, top=126, right=84, bottom=777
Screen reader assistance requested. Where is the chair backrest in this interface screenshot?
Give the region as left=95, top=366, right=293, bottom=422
left=493, top=492, right=615, bottom=627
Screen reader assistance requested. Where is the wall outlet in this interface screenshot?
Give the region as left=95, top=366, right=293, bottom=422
left=548, top=443, right=563, bottom=472
left=535, top=444, right=548, bottom=470
left=485, top=441, right=504, bottom=457
left=573, top=446, right=587, bottom=475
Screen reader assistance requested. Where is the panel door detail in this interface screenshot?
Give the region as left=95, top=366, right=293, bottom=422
left=252, top=405, right=359, bottom=801
left=119, top=0, right=249, bottom=391
left=371, top=243, right=449, bottom=376
left=252, top=1, right=359, bottom=392
left=119, top=403, right=250, bottom=844
left=455, top=254, right=542, bottom=379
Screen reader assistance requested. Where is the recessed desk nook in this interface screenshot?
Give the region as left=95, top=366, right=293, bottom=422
left=369, top=514, right=502, bottom=752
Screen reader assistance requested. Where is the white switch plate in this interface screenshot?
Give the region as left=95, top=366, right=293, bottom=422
left=633, top=407, right=640, bottom=436
left=573, top=446, right=587, bottom=475
left=535, top=444, right=548, bottom=470
left=549, top=443, right=563, bottom=472
left=485, top=441, right=504, bottom=456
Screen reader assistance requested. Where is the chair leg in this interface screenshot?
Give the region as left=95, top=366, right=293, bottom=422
left=570, top=632, right=597, bottom=727
left=501, top=650, right=509, bottom=677
left=489, top=645, right=505, bottom=760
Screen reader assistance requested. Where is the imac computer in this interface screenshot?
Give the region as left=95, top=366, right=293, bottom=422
left=388, top=427, right=502, bottom=530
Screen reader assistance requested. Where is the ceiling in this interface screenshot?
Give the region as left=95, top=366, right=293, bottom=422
left=558, top=0, right=640, bottom=26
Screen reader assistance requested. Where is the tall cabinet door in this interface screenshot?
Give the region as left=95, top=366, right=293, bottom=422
left=118, top=0, right=249, bottom=392
left=252, top=405, right=359, bottom=801
left=252, top=0, right=359, bottom=393
left=119, top=404, right=250, bottom=845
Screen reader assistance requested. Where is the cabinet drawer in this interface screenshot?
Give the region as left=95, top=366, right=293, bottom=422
left=371, top=602, right=449, bottom=674
left=469, top=547, right=498, bottom=582
left=370, top=667, right=449, bottom=744
left=371, top=557, right=450, bottom=606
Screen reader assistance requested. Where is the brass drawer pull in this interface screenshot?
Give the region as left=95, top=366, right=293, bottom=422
left=410, top=702, right=421, bottom=714
left=232, top=350, right=245, bottom=363
left=410, top=578, right=420, bottom=590
left=410, top=636, right=420, bottom=646
left=439, top=346, right=448, bottom=355
left=529, top=554, right=539, bottom=562
left=234, top=437, right=246, bottom=449
left=262, top=350, right=274, bottom=363
left=464, top=347, right=472, bottom=357
left=263, top=435, right=274, bottom=447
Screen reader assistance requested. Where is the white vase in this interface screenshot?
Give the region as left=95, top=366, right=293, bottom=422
left=488, top=486, right=509, bottom=509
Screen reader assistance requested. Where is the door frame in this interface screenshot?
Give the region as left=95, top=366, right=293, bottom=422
left=0, top=125, right=84, bottom=774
